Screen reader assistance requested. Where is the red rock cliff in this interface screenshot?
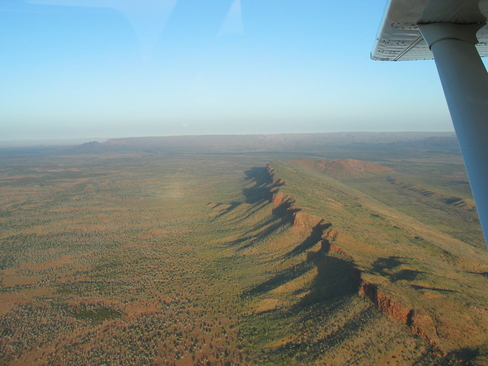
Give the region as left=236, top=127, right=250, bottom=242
left=265, top=163, right=449, bottom=359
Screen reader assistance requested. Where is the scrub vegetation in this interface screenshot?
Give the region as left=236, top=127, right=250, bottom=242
left=0, top=133, right=486, bottom=365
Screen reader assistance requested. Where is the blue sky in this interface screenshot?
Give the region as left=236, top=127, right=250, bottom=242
left=0, top=0, right=457, bottom=141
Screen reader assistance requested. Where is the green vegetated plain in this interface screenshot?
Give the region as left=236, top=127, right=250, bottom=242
left=0, top=133, right=487, bottom=365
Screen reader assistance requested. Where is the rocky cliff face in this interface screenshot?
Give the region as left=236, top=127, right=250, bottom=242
left=265, top=163, right=462, bottom=362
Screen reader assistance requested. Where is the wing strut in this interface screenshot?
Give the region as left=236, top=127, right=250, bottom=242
left=417, top=23, right=488, bottom=247
left=372, top=0, right=488, bottom=248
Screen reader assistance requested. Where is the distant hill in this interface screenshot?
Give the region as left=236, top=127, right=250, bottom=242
left=71, top=132, right=458, bottom=154
left=76, top=139, right=129, bottom=150
left=399, top=135, right=459, bottom=147
left=293, top=158, right=393, bottom=179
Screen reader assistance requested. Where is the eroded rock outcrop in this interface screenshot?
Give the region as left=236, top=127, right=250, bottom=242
left=292, top=211, right=324, bottom=231
left=265, top=162, right=451, bottom=360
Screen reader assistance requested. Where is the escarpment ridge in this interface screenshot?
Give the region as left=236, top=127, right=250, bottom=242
left=291, top=158, right=393, bottom=179
left=266, top=165, right=434, bottom=343
left=257, top=161, right=488, bottom=365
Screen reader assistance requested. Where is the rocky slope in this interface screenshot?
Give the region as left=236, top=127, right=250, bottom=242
left=292, top=158, right=393, bottom=179
left=214, top=160, right=488, bottom=365
left=267, top=161, right=488, bottom=364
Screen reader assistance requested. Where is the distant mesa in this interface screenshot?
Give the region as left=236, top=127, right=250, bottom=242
left=103, top=139, right=129, bottom=146
left=70, top=133, right=458, bottom=154
left=77, top=141, right=102, bottom=149
left=294, top=158, right=393, bottom=179
left=76, top=139, right=129, bottom=150
left=413, top=136, right=459, bottom=147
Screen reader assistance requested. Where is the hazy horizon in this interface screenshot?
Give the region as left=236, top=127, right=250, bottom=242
left=0, top=0, right=465, bottom=141
left=0, top=130, right=459, bottom=148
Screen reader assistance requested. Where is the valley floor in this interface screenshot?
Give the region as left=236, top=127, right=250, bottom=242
left=0, top=138, right=486, bottom=365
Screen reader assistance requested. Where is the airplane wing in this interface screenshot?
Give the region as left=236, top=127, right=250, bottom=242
left=372, top=0, right=488, bottom=61
left=372, top=0, right=488, bottom=248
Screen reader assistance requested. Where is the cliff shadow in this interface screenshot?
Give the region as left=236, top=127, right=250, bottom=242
left=371, top=256, right=404, bottom=272
left=372, top=256, right=426, bottom=283
left=232, top=216, right=292, bottom=252
left=243, top=167, right=272, bottom=204
left=266, top=300, right=377, bottom=364
left=213, top=201, right=242, bottom=219
left=410, top=285, right=457, bottom=293
left=447, top=347, right=479, bottom=364
left=250, top=243, right=364, bottom=364
left=243, top=260, right=315, bottom=297
left=243, top=241, right=359, bottom=302
left=292, top=243, right=360, bottom=308
left=231, top=191, right=299, bottom=252
left=285, top=222, right=331, bottom=258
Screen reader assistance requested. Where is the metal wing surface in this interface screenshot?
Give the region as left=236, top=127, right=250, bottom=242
left=372, top=0, right=488, bottom=61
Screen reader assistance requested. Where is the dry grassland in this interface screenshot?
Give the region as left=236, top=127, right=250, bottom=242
left=0, top=135, right=486, bottom=365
